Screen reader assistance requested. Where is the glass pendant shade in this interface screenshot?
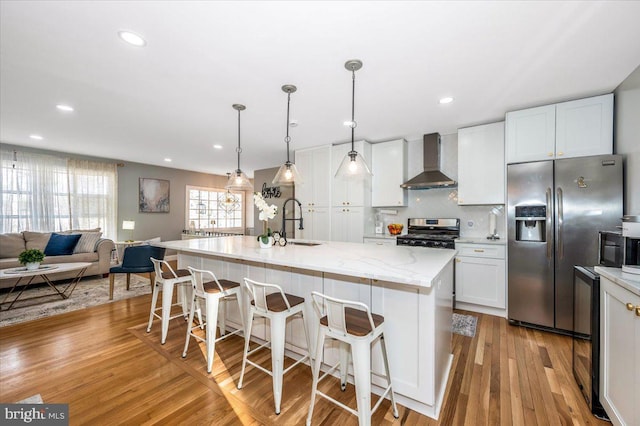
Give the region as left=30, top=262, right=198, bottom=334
left=335, top=59, right=372, bottom=179
left=334, top=151, right=372, bottom=179
left=272, top=161, right=303, bottom=186
left=225, top=169, right=253, bottom=191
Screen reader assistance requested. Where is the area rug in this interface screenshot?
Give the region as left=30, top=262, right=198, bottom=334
left=452, top=313, right=478, bottom=337
left=0, top=275, right=152, bottom=327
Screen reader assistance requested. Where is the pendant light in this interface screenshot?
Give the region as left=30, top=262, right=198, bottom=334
left=335, top=59, right=372, bottom=179
left=272, top=84, right=303, bottom=186
left=225, top=104, right=253, bottom=191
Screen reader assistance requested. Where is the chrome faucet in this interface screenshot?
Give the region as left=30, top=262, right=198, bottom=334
left=281, top=198, right=304, bottom=241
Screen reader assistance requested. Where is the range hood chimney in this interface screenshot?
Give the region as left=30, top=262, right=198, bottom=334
left=401, top=133, right=457, bottom=189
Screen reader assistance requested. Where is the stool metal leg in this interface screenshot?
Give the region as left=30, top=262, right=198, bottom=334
left=205, top=295, right=220, bottom=374
left=182, top=293, right=198, bottom=357
left=380, top=335, right=399, bottom=418
left=306, top=328, right=326, bottom=426
left=146, top=280, right=160, bottom=333
left=339, top=341, right=350, bottom=391
left=237, top=309, right=254, bottom=389
left=351, top=339, right=372, bottom=426
left=161, top=281, right=175, bottom=344
left=270, top=314, right=287, bottom=415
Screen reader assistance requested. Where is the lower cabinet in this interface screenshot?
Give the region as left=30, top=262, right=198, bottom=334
left=331, top=206, right=364, bottom=243
left=363, top=237, right=396, bottom=246
left=600, top=275, right=640, bottom=426
left=454, top=243, right=506, bottom=316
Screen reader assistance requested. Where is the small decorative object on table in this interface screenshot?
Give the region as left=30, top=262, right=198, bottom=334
left=18, top=249, right=46, bottom=270
left=254, top=192, right=278, bottom=248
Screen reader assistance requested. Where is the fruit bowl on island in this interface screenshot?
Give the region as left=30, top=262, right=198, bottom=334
left=387, top=223, right=403, bottom=235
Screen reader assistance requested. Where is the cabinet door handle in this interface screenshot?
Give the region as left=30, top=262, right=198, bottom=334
left=548, top=152, right=553, bottom=157
left=627, top=303, right=635, bottom=311
left=557, top=151, right=564, bottom=156
left=474, top=249, right=485, bottom=253
left=456, top=258, right=461, bottom=263
left=636, top=306, right=640, bottom=317
left=376, top=242, right=383, bottom=245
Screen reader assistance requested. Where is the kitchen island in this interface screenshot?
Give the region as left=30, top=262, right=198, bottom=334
left=158, top=236, right=455, bottom=419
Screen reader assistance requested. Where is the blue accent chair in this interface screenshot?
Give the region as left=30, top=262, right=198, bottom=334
left=109, top=245, right=166, bottom=300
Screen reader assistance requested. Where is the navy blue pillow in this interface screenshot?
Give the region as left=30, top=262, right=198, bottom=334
left=44, top=233, right=82, bottom=256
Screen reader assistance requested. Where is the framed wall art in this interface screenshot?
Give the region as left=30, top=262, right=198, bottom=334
left=139, top=178, right=170, bottom=213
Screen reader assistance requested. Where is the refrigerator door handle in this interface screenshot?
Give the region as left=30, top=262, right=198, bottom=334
left=557, top=187, right=564, bottom=260
left=546, top=187, right=552, bottom=259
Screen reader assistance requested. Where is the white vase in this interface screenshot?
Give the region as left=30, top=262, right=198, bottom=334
left=25, top=262, right=41, bottom=270
left=259, top=237, right=273, bottom=249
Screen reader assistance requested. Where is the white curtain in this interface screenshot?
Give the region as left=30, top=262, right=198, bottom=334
left=67, top=159, right=118, bottom=240
left=0, top=149, right=117, bottom=239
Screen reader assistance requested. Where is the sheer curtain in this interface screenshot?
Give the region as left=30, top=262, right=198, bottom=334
left=67, top=159, right=118, bottom=239
left=0, top=149, right=118, bottom=239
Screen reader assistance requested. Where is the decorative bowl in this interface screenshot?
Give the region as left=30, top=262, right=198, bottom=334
left=387, top=224, right=403, bottom=235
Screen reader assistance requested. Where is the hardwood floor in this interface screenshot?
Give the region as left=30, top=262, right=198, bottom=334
left=0, top=293, right=609, bottom=425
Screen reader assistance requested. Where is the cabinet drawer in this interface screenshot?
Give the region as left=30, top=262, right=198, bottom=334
left=455, top=243, right=505, bottom=259
left=363, top=237, right=396, bottom=246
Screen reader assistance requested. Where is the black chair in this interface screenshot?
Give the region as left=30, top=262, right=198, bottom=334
left=109, top=245, right=166, bottom=300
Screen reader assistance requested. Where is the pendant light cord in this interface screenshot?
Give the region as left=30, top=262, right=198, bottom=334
left=351, top=68, right=356, bottom=153
left=236, top=108, right=241, bottom=172
left=285, top=91, right=291, bottom=164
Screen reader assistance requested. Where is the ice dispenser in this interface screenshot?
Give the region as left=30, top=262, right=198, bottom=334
left=515, top=206, right=546, bottom=242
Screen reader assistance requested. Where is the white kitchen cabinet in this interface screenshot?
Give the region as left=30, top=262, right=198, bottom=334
left=331, top=206, right=364, bottom=243
left=294, top=145, right=331, bottom=208
left=363, top=237, right=396, bottom=246
left=600, top=275, right=639, bottom=426
left=457, top=122, right=505, bottom=205
left=506, top=94, right=613, bottom=164
left=297, top=206, right=330, bottom=241
left=372, top=139, right=407, bottom=207
left=454, top=242, right=506, bottom=316
left=331, top=141, right=372, bottom=207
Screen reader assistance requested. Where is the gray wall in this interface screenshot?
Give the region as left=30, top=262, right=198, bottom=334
left=614, top=64, right=640, bottom=215
left=0, top=143, right=250, bottom=241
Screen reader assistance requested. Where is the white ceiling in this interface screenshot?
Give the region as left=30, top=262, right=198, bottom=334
left=1, top=1, right=640, bottom=177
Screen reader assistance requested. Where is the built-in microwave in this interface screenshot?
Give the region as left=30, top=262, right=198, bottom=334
left=598, top=230, right=623, bottom=267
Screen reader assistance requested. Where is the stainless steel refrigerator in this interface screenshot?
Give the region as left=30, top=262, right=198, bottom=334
left=507, top=155, right=623, bottom=332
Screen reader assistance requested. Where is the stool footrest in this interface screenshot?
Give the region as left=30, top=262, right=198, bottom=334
left=316, top=391, right=359, bottom=417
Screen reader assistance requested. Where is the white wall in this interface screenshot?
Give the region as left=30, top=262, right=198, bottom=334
left=614, top=65, right=640, bottom=215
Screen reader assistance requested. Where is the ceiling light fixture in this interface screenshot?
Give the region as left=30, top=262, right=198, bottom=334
left=272, top=84, right=302, bottom=186
left=118, top=30, right=146, bottom=47
left=164, top=158, right=172, bottom=162
left=439, top=97, right=454, bottom=104
left=335, top=59, right=371, bottom=179
left=29, top=134, right=44, bottom=140
left=213, top=144, right=223, bottom=150
left=56, top=104, right=74, bottom=112
left=225, top=104, right=253, bottom=191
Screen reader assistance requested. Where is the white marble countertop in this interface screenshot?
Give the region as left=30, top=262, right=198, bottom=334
left=595, top=266, right=640, bottom=296
left=158, top=236, right=455, bottom=288
left=456, top=237, right=506, bottom=245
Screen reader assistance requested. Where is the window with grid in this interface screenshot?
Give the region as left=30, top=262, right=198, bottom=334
left=186, top=185, right=244, bottom=232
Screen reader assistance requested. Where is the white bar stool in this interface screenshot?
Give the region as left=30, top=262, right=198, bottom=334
left=147, top=258, right=193, bottom=344
left=306, top=291, right=399, bottom=426
left=238, top=277, right=311, bottom=415
left=182, top=267, right=244, bottom=373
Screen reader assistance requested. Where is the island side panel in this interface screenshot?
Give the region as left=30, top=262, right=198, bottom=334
left=433, top=259, right=454, bottom=419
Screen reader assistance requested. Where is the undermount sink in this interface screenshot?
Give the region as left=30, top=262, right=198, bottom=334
left=288, top=241, right=322, bottom=246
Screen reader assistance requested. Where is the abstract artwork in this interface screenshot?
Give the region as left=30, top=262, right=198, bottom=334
left=139, top=178, right=170, bottom=213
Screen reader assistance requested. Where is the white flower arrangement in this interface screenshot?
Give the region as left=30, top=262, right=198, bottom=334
left=254, top=192, right=278, bottom=243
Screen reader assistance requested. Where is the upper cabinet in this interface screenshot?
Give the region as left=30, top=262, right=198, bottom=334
left=331, top=141, right=372, bottom=207
left=457, top=122, right=505, bottom=205
left=506, top=93, right=613, bottom=164
left=294, top=145, right=331, bottom=207
left=372, top=139, right=408, bottom=207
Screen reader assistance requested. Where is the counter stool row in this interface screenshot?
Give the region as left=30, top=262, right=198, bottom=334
left=144, top=259, right=398, bottom=425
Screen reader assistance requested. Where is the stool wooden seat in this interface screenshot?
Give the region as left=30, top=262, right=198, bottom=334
left=238, top=277, right=311, bottom=415
left=147, top=258, right=193, bottom=344
left=182, top=267, right=244, bottom=373
left=307, top=292, right=399, bottom=426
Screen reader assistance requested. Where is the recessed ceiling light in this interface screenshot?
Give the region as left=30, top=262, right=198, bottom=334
left=29, top=134, right=44, bottom=140
left=164, top=158, right=172, bottom=162
left=56, top=104, right=74, bottom=112
left=213, top=144, right=223, bottom=150
left=118, top=30, right=146, bottom=47
left=439, top=97, right=454, bottom=104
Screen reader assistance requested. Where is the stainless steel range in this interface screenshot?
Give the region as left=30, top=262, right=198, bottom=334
left=396, top=218, right=460, bottom=249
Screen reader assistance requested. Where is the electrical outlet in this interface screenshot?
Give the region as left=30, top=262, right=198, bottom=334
left=467, top=220, right=474, bottom=228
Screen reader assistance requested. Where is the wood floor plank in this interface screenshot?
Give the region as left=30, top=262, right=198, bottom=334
left=0, top=296, right=611, bottom=425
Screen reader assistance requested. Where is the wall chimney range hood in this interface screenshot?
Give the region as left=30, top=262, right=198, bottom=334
left=401, top=133, right=457, bottom=189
